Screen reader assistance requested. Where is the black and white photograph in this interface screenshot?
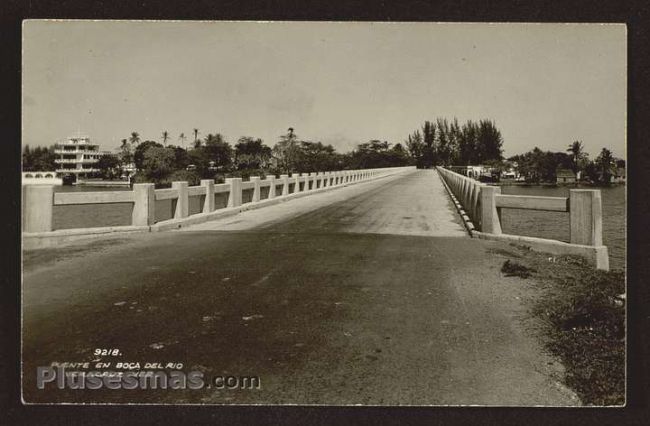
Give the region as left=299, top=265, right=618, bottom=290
left=20, top=20, right=626, bottom=407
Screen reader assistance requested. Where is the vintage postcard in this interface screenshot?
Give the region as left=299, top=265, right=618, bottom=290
left=21, top=21, right=626, bottom=406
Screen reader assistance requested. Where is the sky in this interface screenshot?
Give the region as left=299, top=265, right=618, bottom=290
left=22, top=21, right=626, bottom=159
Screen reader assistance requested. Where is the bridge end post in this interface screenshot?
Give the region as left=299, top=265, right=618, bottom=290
left=23, top=184, right=55, bottom=232
left=570, top=189, right=603, bottom=246
left=132, top=183, right=155, bottom=227
left=480, top=186, right=502, bottom=234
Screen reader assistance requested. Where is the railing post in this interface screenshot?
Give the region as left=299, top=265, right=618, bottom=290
left=280, top=174, right=289, bottom=196
left=268, top=176, right=276, bottom=199
left=480, top=186, right=502, bottom=234
left=226, top=177, right=242, bottom=207
left=303, top=173, right=310, bottom=191
left=23, top=184, right=55, bottom=232
left=293, top=173, right=301, bottom=192
left=570, top=189, right=603, bottom=246
left=201, top=179, right=215, bottom=213
left=250, top=176, right=261, bottom=202
left=172, top=181, right=189, bottom=218
left=132, top=183, right=155, bottom=226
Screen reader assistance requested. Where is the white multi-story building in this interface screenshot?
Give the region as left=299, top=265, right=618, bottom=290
left=54, top=135, right=110, bottom=177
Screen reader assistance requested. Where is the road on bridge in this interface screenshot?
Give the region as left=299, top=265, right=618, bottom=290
left=22, top=170, right=578, bottom=405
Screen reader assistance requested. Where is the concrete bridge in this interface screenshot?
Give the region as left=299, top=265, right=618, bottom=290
left=22, top=167, right=605, bottom=405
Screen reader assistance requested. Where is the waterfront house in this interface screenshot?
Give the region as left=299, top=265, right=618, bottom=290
left=556, top=168, right=577, bottom=184
left=54, top=135, right=110, bottom=178
left=501, top=166, right=519, bottom=180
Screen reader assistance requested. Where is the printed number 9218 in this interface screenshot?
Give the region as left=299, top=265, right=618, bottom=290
left=94, top=349, right=121, bottom=356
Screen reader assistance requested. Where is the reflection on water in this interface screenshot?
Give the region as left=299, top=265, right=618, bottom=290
left=500, top=184, right=626, bottom=271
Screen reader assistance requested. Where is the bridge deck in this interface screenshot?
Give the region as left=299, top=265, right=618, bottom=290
left=22, top=170, right=578, bottom=405
left=183, top=169, right=467, bottom=237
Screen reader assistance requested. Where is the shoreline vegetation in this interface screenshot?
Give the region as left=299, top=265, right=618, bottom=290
left=496, top=180, right=625, bottom=187
left=23, top=122, right=623, bottom=189
left=496, top=245, right=625, bottom=406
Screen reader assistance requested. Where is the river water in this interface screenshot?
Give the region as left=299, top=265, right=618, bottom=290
left=499, top=184, right=626, bottom=271
left=50, top=183, right=626, bottom=271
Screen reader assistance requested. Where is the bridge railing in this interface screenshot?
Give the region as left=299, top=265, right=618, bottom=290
left=437, top=166, right=608, bottom=269
left=22, top=167, right=413, bottom=234
left=436, top=166, right=487, bottom=229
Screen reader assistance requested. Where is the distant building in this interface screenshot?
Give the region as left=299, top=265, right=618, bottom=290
left=448, top=165, right=485, bottom=179
left=501, top=162, right=519, bottom=180
left=556, top=168, right=577, bottom=184
left=121, top=162, right=136, bottom=178
left=54, top=135, right=110, bottom=177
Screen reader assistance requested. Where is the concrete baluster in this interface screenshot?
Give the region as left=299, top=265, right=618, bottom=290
left=226, top=177, right=242, bottom=207
left=268, top=175, right=276, bottom=199
left=250, top=176, right=261, bottom=202
left=280, top=174, right=289, bottom=196
left=201, top=179, right=215, bottom=213
left=172, top=181, right=189, bottom=218
left=303, top=173, right=310, bottom=191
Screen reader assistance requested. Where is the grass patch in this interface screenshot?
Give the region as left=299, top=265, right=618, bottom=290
left=500, top=247, right=625, bottom=405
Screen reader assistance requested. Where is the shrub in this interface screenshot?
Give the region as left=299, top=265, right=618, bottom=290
left=166, top=170, right=200, bottom=186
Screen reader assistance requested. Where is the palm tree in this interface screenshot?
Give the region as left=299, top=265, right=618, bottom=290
left=162, top=131, right=169, bottom=146
left=179, top=132, right=186, bottom=148
left=567, top=140, right=585, bottom=175
left=129, top=132, right=140, bottom=145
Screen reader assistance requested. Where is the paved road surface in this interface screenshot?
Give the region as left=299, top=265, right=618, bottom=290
left=22, top=170, right=579, bottom=405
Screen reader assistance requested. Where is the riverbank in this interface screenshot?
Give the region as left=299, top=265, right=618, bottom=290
left=492, top=244, right=625, bottom=405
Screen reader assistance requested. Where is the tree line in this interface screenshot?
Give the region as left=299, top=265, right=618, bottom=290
left=508, top=141, right=625, bottom=184
left=21, top=128, right=413, bottom=186
left=404, top=118, right=504, bottom=168
left=22, top=123, right=623, bottom=186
